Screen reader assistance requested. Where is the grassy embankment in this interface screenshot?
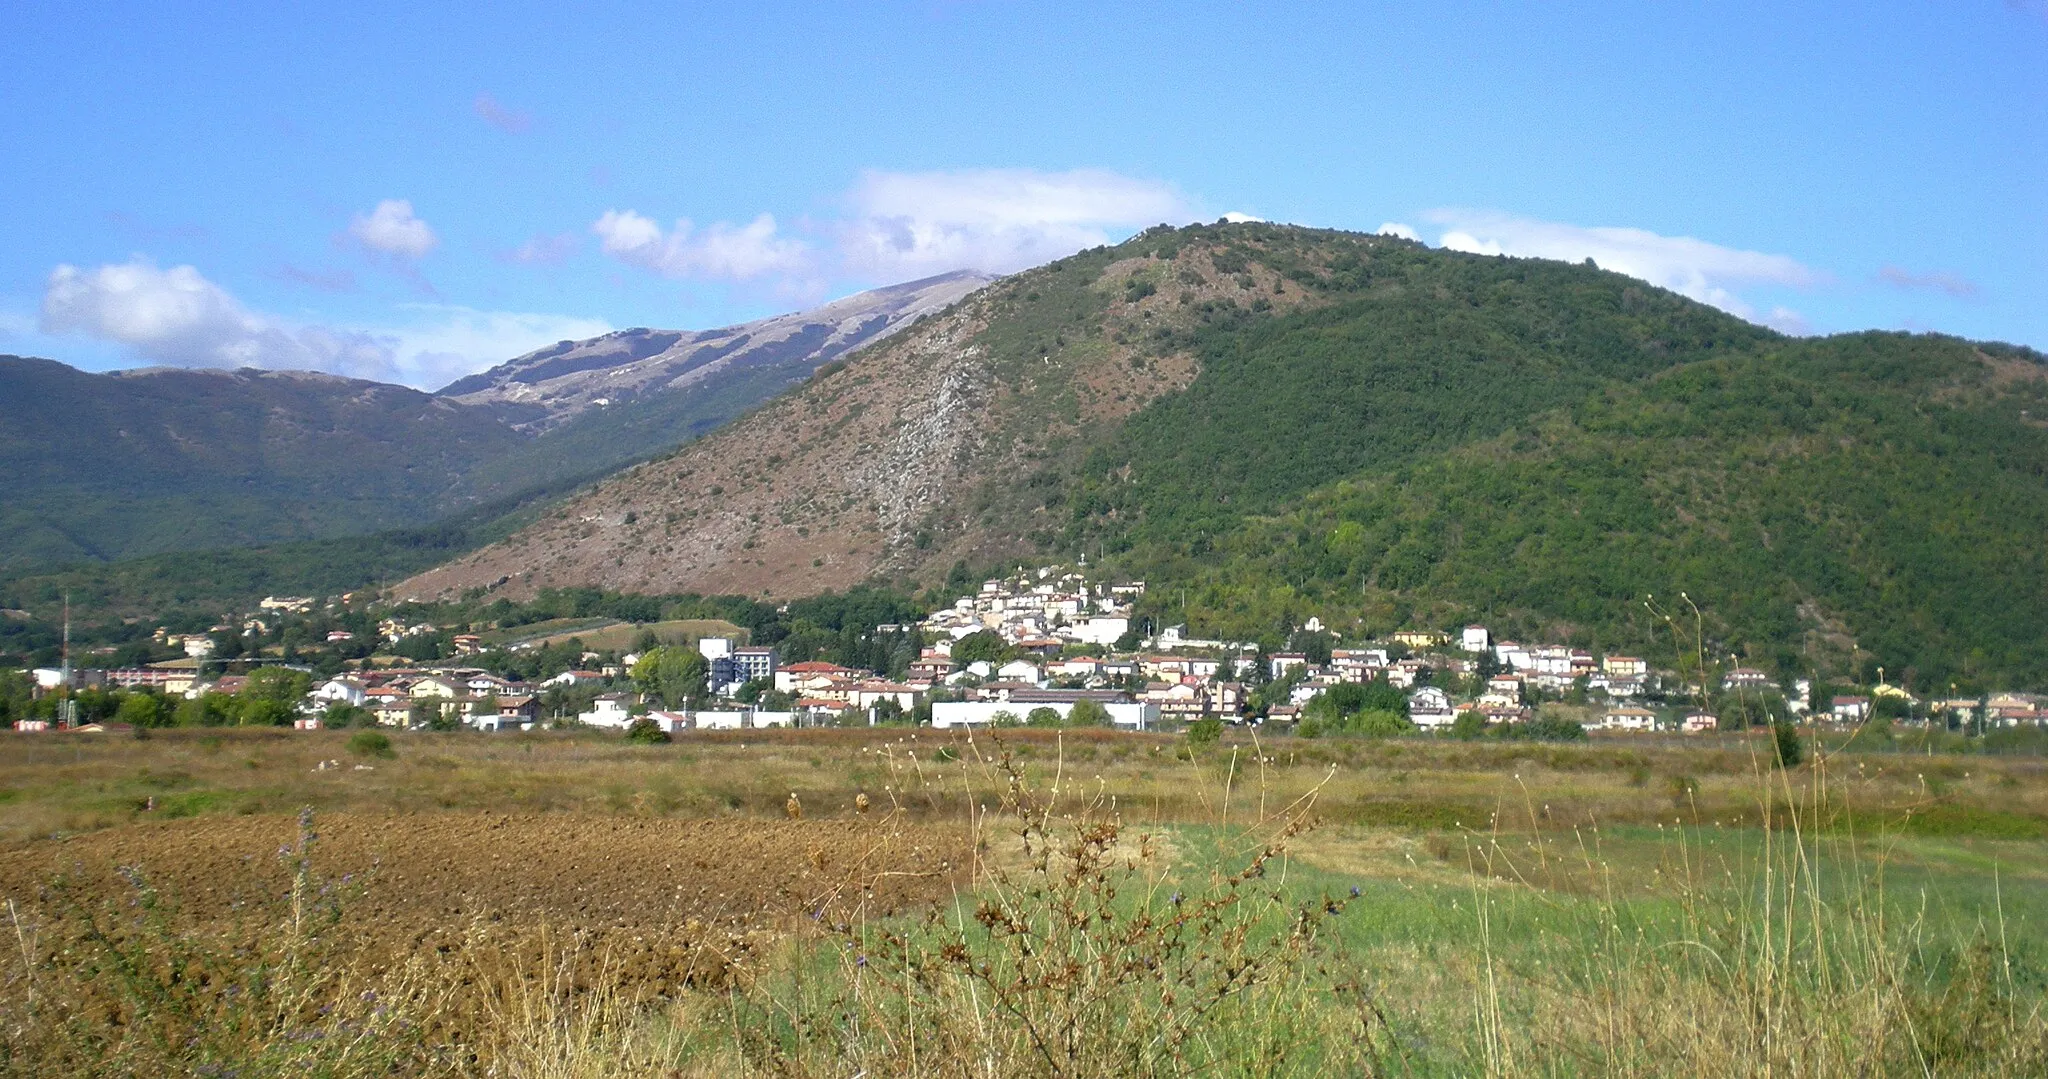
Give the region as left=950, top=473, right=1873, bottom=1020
left=3, top=727, right=2046, bottom=1075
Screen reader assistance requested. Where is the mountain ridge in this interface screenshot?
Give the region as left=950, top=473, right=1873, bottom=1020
left=394, top=223, right=1771, bottom=601
left=395, top=221, right=2048, bottom=684
left=437, top=270, right=994, bottom=430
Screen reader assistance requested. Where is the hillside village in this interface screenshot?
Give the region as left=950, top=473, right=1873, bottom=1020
left=9, top=564, right=2045, bottom=738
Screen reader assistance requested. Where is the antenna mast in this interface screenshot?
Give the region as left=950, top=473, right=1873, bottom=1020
left=59, top=593, right=75, bottom=729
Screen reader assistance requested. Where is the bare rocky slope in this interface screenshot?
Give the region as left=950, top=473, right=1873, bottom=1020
left=395, top=228, right=1346, bottom=601
left=439, top=271, right=992, bottom=430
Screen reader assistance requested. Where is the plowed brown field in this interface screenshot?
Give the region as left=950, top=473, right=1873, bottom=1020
left=0, top=811, right=971, bottom=994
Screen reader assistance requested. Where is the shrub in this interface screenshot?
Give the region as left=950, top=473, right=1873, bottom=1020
left=1026, top=706, right=1064, bottom=728
left=1185, top=717, right=1223, bottom=747
left=1068, top=698, right=1114, bottom=727
left=345, top=729, right=393, bottom=758
left=624, top=716, right=671, bottom=744
left=1451, top=710, right=1488, bottom=740
left=1348, top=708, right=1414, bottom=737
left=1499, top=715, right=1587, bottom=742
left=1774, top=720, right=1804, bottom=767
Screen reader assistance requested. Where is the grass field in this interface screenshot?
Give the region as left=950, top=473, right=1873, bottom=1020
left=3, top=727, right=2045, bottom=1075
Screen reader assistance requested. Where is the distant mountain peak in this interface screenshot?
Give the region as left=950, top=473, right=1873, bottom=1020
left=436, top=270, right=995, bottom=430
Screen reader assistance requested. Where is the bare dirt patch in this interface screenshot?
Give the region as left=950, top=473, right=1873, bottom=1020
left=0, top=811, right=971, bottom=993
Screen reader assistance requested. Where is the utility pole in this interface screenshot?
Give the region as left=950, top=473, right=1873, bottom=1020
left=58, top=593, right=75, bottom=729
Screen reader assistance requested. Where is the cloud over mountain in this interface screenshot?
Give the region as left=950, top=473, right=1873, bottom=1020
left=592, top=210, right=811, bottom=280
left=1422, top=209, right=1815, bottom=325
left=836, top=168, right=1190, bottom=277
left=592, top=167, right=1190, bottom=285
left=39, top=257, right=605, bottom=389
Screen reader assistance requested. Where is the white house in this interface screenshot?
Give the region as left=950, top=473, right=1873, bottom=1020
left=1598, top=706, right=1659, bottom=731
left=1063, top=615, right=1129, bottom=646
left=311, top=678, right=367, bottom=708
left=1460, top=625, right=1491, bottom=653
left=996, top=659, right=1045, bottom=685
left=644, top=710, right=691, bottom=733
left=931, top=700, right=1157, bottom=730
left=578, top=694, right=634, bottom=729
left=1408, top=686, right=1457, bottom=729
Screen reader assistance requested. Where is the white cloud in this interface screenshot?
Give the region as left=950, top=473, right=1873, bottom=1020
left=473, top=92, right=531, bottom=134
left=41, top=259, right=385, bottom=373
left=837, top=167, right=1190, bottom=277
left=1878, top=265, right=1978, bottom=298
left=39, top=257, right=606, bottom=389
left=380, top=305, right=612, bottom=390
left=592, top=210, right=811, bottom=279
left=1221, top=211, right=1264, bottom=223
left=592, top=168, right=1191, bottom=285
left=1764, top=307, right=1811, bottom=336
left=349, top=199, right=439, bottom=259
left=1424, top=209, right=1815, bottom=321
left=1376, top=221, right=1420, bottom=241
left=500, top=231, right=579, bottom=266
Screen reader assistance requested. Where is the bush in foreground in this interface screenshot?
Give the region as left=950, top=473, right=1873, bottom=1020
left=345, top=729, right=392, bottom=758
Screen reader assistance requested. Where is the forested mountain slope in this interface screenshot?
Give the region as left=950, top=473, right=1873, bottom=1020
left=1144, top=332, right=2048, bottom=686
left=0, top=359, right=529, bottom=572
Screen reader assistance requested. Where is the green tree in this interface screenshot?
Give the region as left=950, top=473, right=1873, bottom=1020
left=114, top=692, right=167, bottom=729
left=951, top=631, right=1011, bottom=667
left=989, top=709, right=1022, bottom=727
left=1185, top=717, right=1223, bottom=748
left=1068, top=698, right=1114, bottom=728
left=242, top=666, right=312, bottom=707
left=1450, top=710, right=1487, bottom=740
left=1348, top=708, right=1414, bottom=737
left=174, top=694, right=233, bottom=727
left=1773, top=720, right=1805, bottom=767
left=1026, top=706, right=1064, bottom=728
left=237, top=698, right=295, bottom=727
left=632, top=646, right=709, bottom=709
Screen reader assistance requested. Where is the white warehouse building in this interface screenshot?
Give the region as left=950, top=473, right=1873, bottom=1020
left=930, top=700, right=1158, bottom=730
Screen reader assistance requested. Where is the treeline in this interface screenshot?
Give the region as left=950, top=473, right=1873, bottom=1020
left=406, top=585, right=928, bottom=677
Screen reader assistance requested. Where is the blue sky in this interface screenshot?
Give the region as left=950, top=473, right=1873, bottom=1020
left=2, top=1, right=2042, bottom=389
